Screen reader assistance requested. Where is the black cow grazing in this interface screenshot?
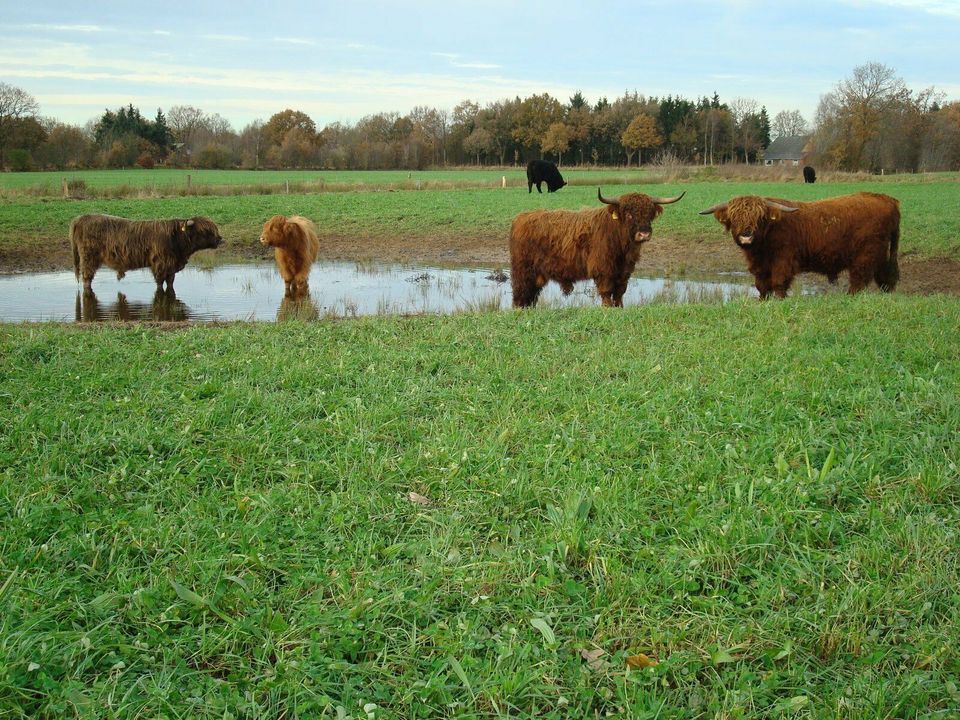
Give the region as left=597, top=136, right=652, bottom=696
left=526, top=159, right=567, bottom=194
left=803, top=165, right=817, bottom=184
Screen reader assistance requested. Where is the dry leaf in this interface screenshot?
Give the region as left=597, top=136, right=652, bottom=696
left=408, top=491, right=432, bottom=506
left=580, top=648, right=606, bottom=670
left=626, top=653, right=658, bottom=669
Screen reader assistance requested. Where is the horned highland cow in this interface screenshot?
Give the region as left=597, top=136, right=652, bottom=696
left=70, top=214, right=222, bottom=291
left=259, top=214, right=320, bottom=297
left=699, top=192, right=900, bottom=298
left=510, top=188, right=685, bottom=307
left=526, top=159, right=567, bottom=193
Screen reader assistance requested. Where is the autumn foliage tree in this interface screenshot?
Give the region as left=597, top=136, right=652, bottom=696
left=541, top=122, right=573, bottom=165
left=621, top=114, right=662, bottom=165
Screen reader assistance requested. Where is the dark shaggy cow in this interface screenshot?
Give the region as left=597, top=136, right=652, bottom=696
left=699, top=192, right=900, bottom=298
left=510, top=188, right=685, bottom=307
left=526, top=159, right=567, bottom=193
left=803, top=165, right=817, bottom=184
left=70, top=214, right=222, bottom=291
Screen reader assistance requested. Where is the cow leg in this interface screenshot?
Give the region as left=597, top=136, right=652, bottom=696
left=595, top=278, right=619, bottom=307
left=511, top=269, right=545, bottom=308
left=772, top=276, right=794, bottom=299
left=528, top=181, right=533, bottom=193
left=536, top=182, right=543, bottom=194
left=612, top=278, right=630, bottom=307
left=847, top=270, right=869, bottom=295
left=753, top=273, right=772, bottom=300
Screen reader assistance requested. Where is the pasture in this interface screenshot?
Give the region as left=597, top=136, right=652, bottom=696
left=2, top=296, right=959, bottom=717
left=1, top=174, right=959, bottom=275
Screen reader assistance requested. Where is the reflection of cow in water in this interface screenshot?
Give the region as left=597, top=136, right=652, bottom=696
left=277, top=294, right=320, bottom=322
left=526, top=159, right=567, bottom=194
left=803, top=165, right=817, bottom=184
left=75, top=288, right=191, bottom=322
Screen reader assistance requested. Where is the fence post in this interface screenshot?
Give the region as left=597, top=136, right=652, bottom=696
left=62, top=177, right=69, bottom=198
left=285, top=180, right=290, bottom=194
left=186, top=174, right=192, bottom=190
left=502, top=175, right=507, bottom=188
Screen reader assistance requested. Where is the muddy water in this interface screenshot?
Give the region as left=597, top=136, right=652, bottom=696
left=0, top=262, right=758, bottom=323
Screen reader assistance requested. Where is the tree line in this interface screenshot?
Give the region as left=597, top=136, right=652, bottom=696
left=1, top=64, right=958, bottom=173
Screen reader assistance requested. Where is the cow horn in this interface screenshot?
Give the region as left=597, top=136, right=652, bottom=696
left=762, top=199, right=799, bottom=213
left=650, top=191, right=686, bottom=205
left=698, top=202, right=729, bottom=215
left=597, top=188, right=618, bottom=205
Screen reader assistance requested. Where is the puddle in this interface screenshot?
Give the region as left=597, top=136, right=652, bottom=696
left=0, top=262, right=758, bottom=323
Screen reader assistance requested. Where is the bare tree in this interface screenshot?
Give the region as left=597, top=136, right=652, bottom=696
left=167, top=105, right=207, bottom=150
left=771, top=109, right=809, bottom=139
left=730, top=97, right=759, bottom=163
left=0, top=82, right=40, bottom=168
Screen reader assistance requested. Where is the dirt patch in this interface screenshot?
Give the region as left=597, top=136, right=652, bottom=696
left=2, top=232, right=959, bottom=296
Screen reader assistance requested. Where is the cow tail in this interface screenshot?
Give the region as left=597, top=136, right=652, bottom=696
left=70, top=217, right=81, bottom=282
left=878, top=225, right=900, bottom=292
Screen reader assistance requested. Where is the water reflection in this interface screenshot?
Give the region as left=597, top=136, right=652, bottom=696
left=75, top=288, right=191, bottom=322
left=277, top=293, right=320, bottom=322
left=0, top=261, right=760, bottom=323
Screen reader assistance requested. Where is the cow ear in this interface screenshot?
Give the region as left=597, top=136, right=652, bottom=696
left=769, top=209, right=781, bottom=222
left=607, top=205, right=620, bottom=221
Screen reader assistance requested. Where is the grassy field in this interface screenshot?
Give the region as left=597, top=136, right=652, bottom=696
left=2, top=168, right=958, bottom=195
left=2, top=178, right=959, bottom=264
left=1, top=295, right=959, bottom=718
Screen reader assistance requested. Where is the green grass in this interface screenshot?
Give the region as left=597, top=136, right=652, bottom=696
left=1, top=295, right=959, bottom=718
left=2, top=179, right=959, bottom=261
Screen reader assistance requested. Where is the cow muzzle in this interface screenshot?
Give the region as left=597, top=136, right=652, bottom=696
left=635, top=230, right=651, bottom=243
left=736, top=233, right=754, bottom=246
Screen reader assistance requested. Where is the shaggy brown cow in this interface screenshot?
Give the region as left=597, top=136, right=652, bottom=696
left=510, top=188, right=685, bottom=307
left=699, top=192, right=900, bottom=298
left=259, top=215, right=320, bottom=297
left=70, top=214, right=223, bottom=291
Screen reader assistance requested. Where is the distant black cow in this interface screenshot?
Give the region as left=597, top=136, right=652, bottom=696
left=803, top=165, right=817, bottom=184
left=526, top=159, right=567, bottom=194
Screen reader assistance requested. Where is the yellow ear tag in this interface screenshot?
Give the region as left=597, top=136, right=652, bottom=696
left=611, top=211, right=619, bottom=220
left=180, top=224, right=187, bottom=232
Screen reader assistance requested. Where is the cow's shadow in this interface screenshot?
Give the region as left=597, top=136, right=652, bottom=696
left=75, top=288, right=191, bottom=322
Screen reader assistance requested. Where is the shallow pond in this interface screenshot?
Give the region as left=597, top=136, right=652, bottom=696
left=0, top=262, right=759, bottom=323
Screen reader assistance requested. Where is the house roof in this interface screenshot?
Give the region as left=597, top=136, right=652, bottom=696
left=764, top=135, right=810, bottom=160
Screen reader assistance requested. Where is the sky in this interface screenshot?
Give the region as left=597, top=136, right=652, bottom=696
left=2, top=0, right=959, bottom=130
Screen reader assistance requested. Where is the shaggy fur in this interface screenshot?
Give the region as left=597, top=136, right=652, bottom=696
left=70, top=214, right=222, bottom=291
left=803, top=165, right=817, bottom=183
left=700, top=192, right=900, bottom=298
left=259, top=215, right=320, bottom=297
left=526, top=159, right=567, bottom=194
left=510, top=189, right=684, bottom=307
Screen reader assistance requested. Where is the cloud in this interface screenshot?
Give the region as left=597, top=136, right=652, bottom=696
left=452, top=62, right=502, bottom=70
left=201, top=34, right=249, bottom=42
left=839, top=0, right=960, bottom=18
left=274, top=37, right=316, bottom=46
left=24, top=23, right=105, bottom=33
